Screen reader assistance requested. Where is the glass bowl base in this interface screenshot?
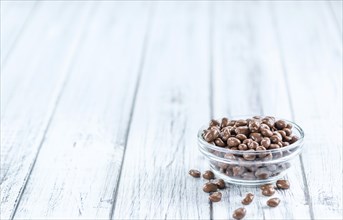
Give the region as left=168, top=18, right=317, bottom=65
left=210, top=165, right=288, bottom=186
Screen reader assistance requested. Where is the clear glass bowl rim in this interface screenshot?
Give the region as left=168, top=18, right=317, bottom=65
left=197, top=117, right=305, bottom=155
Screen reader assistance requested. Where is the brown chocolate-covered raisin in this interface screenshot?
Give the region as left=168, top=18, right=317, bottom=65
left=241, top=193, right=254, bottom=205
left=209, top=191, right=222, bottom=202
left=262, top=117, right=275, bottom=128
left=282, top=141, right=290, bottom=147
left=220, top=128, right=231, bottom=141
left=256, top=146, right=267, bottom=157
left=283, top=128, right=292, bottom=136
left=249, top=120, right=261, bottom=132
left=227, top=137, right=241, bottom=147
left=277, top=130, right=287, bottom=138
left=260, top=184, right=274, bottom=190
left=276, top=179, right=290, bottom=189
left=261, top=137, right=271, bottom=148
left=267, top=197, right=281, bottom=207
left=250, top=132, right=262, bottom=143
left=269, top=144, right=280, bottom=149
left=262, top=186, right=275, bottom=196
left=275, top=120, right=287, bottom=130
left=270, top=133, right=282, bottom=143
left=204, top=129, right=219, bottom=142
left=236, top=134, right=247, bottom=141
left=221, top=117, right=229, bottom=128
left=203, top=170, right=215, bottom=180
left=261, top=128, right=273, bottom=137
left=209, top=119, right=220, bottom=127
left=247, top=141, right=258, bottom=150
left=188, top=169, right=201, bottom=178
left=290, top=135, right=299, bottom=144
left=228, top=120, right=236, bottom=126
left=255, top=168, right=271, bottom=179
left=238, top=144, right=248, bottom=151
left=232, top=207, right=246, bottom=220
left=232, top=166, right=246, bottom=176
left=213, top=178, right=226, bottom=189
left=235, top=119, right=248, bottom=127
left=214, top=138, right=226, bottom=147
left=235, top=126, right=250, bottom=136
left=283, top=135, right=292, bottom=142
left=243, top=149, right=256, bottom=161
left=260, top=123, right=270, bottom=130
left=203, top=182, right=218, bottom=193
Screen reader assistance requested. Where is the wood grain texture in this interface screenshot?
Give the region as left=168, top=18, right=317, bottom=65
left=1, top=2, right=93, bottom=219
left=272, top=1, right=343, bottom=219
left=12, top=2, right=151, bottom=219
left=1, top=1, right=342, bottom=220
left=211, top=2, right=310, bottom=219
left=112, top=2, right=212, bottom=219
left=0, top=1, right=37, bottom=65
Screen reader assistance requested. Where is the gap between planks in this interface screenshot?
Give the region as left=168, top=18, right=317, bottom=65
left=9, top=2, right=153, bottom=219
left=269, top=4, right=314, bottom=220
left=6, top=2, right=97, bottom=219
left=109, top=3, right=155, bottom=219
left=208, top=2, right=214, bottom=220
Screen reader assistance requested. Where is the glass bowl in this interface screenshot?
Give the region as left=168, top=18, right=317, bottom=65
left=197, top=117, right=304, bottom=186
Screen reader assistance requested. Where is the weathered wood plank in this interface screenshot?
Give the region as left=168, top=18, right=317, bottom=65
left=211, top=2, right=311, bottom=219
left=329, top=0, right=343, bottom=34
left=0, top=1, right=37, bottom=65
left=112, top=2, right=211, bottom=219
left=273, top=1, right=342, bottom=219
left=2, top=1, right=341, bottom=219
left=1, top=2, right=93, bottom=219
left=11, top=2, right=152, bottom=219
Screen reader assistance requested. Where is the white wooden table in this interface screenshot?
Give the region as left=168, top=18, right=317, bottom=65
left=1, top=1, right=342, bottom=219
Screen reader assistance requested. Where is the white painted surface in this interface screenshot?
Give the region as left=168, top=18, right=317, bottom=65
left=1, top=2, right=93, bottom=219
left=212, top=2, right=310, bottom=219
left=0, top=1, right=36, bottom=65
left=1, top=1, right=342, bottom=220
left=329, top=0, right=343, bottom=34
left=273, top=1, right=343, bottom=219
left=12, top=2, right=151, bottom=219
left=112, top=2, right=211, bottom=219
